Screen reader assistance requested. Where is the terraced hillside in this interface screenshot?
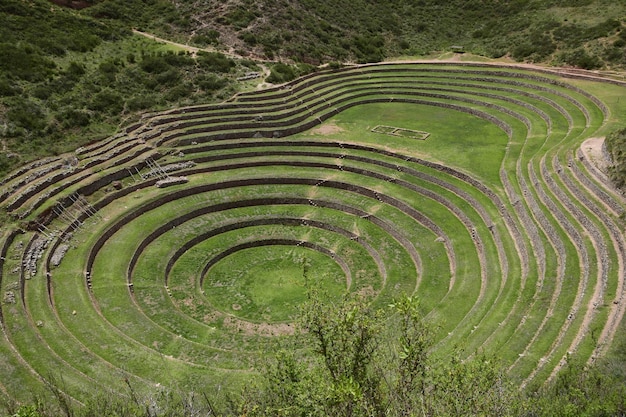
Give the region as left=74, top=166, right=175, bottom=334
left=1, top=62, right=626, bottom=404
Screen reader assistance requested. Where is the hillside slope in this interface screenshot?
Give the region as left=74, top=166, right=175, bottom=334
left=166, top=0, right=626, bottom=66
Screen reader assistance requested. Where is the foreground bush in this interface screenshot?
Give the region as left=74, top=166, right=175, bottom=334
left=5, top=292, right=625, bottom=416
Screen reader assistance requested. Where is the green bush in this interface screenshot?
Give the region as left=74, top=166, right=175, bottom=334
left=0, top=43, right=56, bottom=82
left=241, top=292, right=517, bottom=417
left=140, top=55, right=171, bottom=74
left=88, top=89, right=124, bottom=115
left=197, top=52, right=236, bottom=73
left=31, top=85, right=54, bottom=100
left=559, top=48, right=603, bottom=69
left=155, top=69, right=181, bottom=86
left=0, top=78, right=20, bottom=97
left=196, top=74, right=227, bottom=92
left=6, top=98, right=46, bottom=131
left=266, top=63, right=296, bottom=83
left=163, top=51, right=194, bottom=67
left=65, top=62, right=86, bottom=81
left=512, top=31, right=556, bottom=61
left=11, top=405, right=41, bottom=417
left=57, top=108, right=91, bottom=128
left=192, top=29, right=220, bottom=46
left=98, top=61, right=120, bottom=75
left=239, top=31, right=258, bottom=46
left=164, top=83, right=193, bottom=101
left=525, top=358, right=626, bottom=416
left=225, top=6, right=257, bottom=29
left=352, top=35, right=385, bottom=63
left=125, top=94, right=158, bottom=111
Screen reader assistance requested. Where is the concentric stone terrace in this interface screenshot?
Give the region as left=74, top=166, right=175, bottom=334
left=1, top=62, right=625, bottom=402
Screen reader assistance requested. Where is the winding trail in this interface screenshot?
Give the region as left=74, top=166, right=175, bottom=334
left=132, top=29, right=272, bottom=85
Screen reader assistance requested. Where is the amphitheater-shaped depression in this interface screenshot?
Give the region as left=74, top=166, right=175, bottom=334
left=1, top=62, right=626, bottom=401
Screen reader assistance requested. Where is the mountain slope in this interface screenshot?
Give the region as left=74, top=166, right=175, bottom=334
left=168, top=0, right=626, bottom=66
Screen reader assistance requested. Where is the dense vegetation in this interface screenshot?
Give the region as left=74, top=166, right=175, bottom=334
left=0, top=0, right=260, bottom=177
left=167, top=0, right=626, bottom=66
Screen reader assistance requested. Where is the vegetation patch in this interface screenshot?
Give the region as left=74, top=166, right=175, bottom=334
left=204, top=245, right=346, bottom=322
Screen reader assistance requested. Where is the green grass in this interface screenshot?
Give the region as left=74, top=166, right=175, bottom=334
left=204, top=245, right=345, bottom=322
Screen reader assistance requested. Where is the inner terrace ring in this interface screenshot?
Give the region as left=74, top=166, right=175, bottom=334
left=199, top=241, right=350, bottom=322
left=161, top=215, right=392, bottom=293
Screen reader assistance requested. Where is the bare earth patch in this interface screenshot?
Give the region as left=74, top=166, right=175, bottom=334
left=580, top=137, right=610, bottom=174
left=222, top=316, right=295, bottom=336
left=309, top=123, right=345, bottom=136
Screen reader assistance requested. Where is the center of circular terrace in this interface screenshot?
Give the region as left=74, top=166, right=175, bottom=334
left=203, top=245, right=347, bottom=322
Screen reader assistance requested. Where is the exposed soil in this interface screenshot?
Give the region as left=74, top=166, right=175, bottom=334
left=222, top=315, right=295, bottom=336
left=580, top=137, right=610, bottom=174
left=133, top=30, right=210, bottom=58
left=309, top=122, right=345, bottom=136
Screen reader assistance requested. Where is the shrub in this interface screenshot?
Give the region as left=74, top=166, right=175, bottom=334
left=512, top=31, right=556, bottom=61
left=98, top=61, right=119, bottom=75
left=525, top=358, right=626, bottom=416
left=241, top=292, right=517, bottom=417
left=0, top=43, right=56, bottom=82
left=155, top=69, right=181, bottom=86
left=140, top=55, right=170, bottom=74
left=196, top=74, right=227, bottom=92
left=125, top=94, right=157, bottom=111
left=191, top=29, right=220, bottom=46
left=163, top=51, right=194, bottom=67
left=559, top=48, right=603, bottom=69
left=605, top=127, right=626, bottom=189
left=164, top=83, right=192, bottom=101
left=0, top=78, right=20, bottom=96
left=57, top=108, right=91, bottom=128
left=266, top=62, right=296, bottom=83
left=6, top=98, right=46, bottom=131
left=11, top=404, right=41, bottom=417
left=88, top=89, right=124, bottom=115
left=31, top=85, right=54, bottom=100
left=239, top=31, right=258, bottom=46
left=225, top=6, right=257, bottom=29
left=65, top=61, right=86, bottom=81
left=351, top=35, right=385, bottom=63
left=196, top=51, right=235, bottom=73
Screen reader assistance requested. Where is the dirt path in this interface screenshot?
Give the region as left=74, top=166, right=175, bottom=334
left=574, top=139, right=626, bottom=364
left=580, top=137, right=609, bottom=175
left=137, top=25, right=626, bottom=80
left=133, top=29, right=271, bottom=89
left=133, top=29, right=234, bottom=58
left=133, top=29, right=626, bottom=92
